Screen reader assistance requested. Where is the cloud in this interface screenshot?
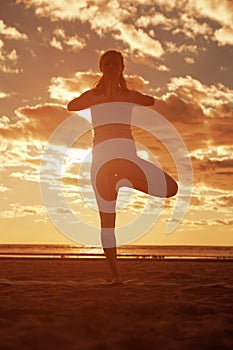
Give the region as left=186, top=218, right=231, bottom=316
left=147, top=83, right=232, bottom=172
left=17, top=0, right=164, bottom=59
left=133, top=0, right=229, bottom=47
left=191, top=156, right=233, bottom=191
left=50, top=37, right=63, bottom=51
left=0, top=39, right=20, bottom=74
left=53, top=27, right=66, bottom=38
left=151, top=0, right=233, bottom=29
left=0, top=203, right=45, bottom=219
left=214, top=26, right=233, bottom=46
left=0, top=138, right=44, bottom=183
left=135, top=1, right=213, bottom=40
left=216, top=195, right=233, bottom=207
left=48, top=71, right=151, bottom=101
left=0, top=184, right=10, bottom=192
left=153, top=93, right=205, bottom=126
left=156, top=64, right=170, bottom=72
left=184, top=57, right=195, bottom=65
left=63, top=34, right=86, bottom=53
left=137, top=0, right=233, bottom=48
left=16, top=0, right=233, bottom=61
left=50, top=27, right=86, bottom=53
left=188, top=0, right=233, bottom=29
left=160, top=76, right=233, bottom=150
left=113, top=23, right=164, bottom=59
left=17, top=0, right=127, bottom=32
left=165, top=75, right=233, bottom=113
left=184, top=218, right=233, bottom=228
left=0, top=19, right=28, bottom=40
left=0, top=103, right=93, bottom=169
left=48, top=71, right=101, bottom=101
left=213, top=219, right=233, bottom=226
left=165, top=42, right=199, bottom=55
left=0, top=91, right=11, bottom=99
left=136, top=12, right=174, bottom=31
left=17, top=0, right=94, bottom=22
left=0, top=104, right=71, bottom=140
left=15, top=104, right=75, bottom=140
left=191, top=145, right=232, bottom=162
left=172, top=13, right=213, bottom=40
left=10, top=169, right=40, bottom=183
left=188, top=185, right=233, bottom=225
left=208, top=113, right=233, bottom=147
left=125, top=75, right=150, bottom=91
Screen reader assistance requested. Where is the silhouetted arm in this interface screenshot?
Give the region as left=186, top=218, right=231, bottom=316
left=127, top=90, right=154, bottom=106
left=67, top=90, right=94, bottom=111
left=67, top=89, right=117, bottom=111
left=67, top=89, right=154, bottom=111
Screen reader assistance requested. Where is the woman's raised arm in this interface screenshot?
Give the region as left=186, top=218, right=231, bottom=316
left=127, top=90, right=154, bottom=106
left=67, top=89, right=155, bottom=111
left=67, top=90, right=94, bottom=111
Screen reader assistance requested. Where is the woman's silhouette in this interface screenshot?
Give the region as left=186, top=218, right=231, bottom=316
left=68, top=50, right=178, bottom=284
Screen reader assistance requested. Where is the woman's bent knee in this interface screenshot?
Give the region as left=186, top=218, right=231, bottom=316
left=167, top=178, right=178, bottom=197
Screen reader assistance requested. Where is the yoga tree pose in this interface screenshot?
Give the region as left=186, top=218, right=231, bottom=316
left=68, top=50, right=178, bottom=284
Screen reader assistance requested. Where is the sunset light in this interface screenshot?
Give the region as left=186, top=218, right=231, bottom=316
left=1, top=0, right=232, bottom=246
left=1, top=2, right=233, bottom=349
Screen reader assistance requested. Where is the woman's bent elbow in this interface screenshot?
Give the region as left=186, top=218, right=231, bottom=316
left=67, top=102, right=73, bottom=111
left=144, top=96, right=154, bottom=106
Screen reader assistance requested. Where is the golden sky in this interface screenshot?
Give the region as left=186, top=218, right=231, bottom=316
left=0, top=0, right=233, bottom=246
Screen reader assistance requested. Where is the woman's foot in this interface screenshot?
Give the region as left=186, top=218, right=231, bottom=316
left=110, top=275, right=123, bottom=285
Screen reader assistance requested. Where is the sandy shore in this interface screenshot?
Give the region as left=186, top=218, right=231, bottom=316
left=0, top=258, right=232, bottom=350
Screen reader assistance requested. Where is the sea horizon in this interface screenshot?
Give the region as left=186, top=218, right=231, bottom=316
left=0, top=243, right=232, bottom=260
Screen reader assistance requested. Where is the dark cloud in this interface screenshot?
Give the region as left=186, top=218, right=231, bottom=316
left=191, top=156, right=233, bottom=190
left=216, top=195, right=233, bottom=207
left=0, top=103, right=91, bottom=147
left=208, top=105, right=233, bottom=146
left=153, top=94, right=205, bottom=125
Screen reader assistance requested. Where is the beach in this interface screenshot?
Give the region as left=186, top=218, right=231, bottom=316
left=0, top=258, right=232, bottom=350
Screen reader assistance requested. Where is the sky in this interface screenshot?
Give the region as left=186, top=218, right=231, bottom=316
left=0, top=0, right=233, bottom=246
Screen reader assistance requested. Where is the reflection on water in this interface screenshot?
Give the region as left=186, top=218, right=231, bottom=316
left=0, top=244, right=232, bottom=260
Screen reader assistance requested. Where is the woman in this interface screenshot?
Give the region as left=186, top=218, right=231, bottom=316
left=68, top=50, right=178, bottom=284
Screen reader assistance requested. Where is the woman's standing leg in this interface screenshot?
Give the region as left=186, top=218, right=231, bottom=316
left=99, top=211, right=122, bottom=283
left=92, top=160, right=122, bottom=283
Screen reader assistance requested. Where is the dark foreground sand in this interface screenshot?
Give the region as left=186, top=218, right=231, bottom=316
left=0, top=258, right=232, bottom=350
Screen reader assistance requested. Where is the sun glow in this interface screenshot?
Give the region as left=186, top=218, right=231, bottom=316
left=64, top=147, right=92, bottom=168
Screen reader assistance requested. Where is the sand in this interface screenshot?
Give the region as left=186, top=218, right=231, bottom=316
left=0, top=258, right=232, bottom=350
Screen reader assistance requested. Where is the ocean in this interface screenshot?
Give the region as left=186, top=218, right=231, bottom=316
left=0, top=244, right=232, bottom=260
